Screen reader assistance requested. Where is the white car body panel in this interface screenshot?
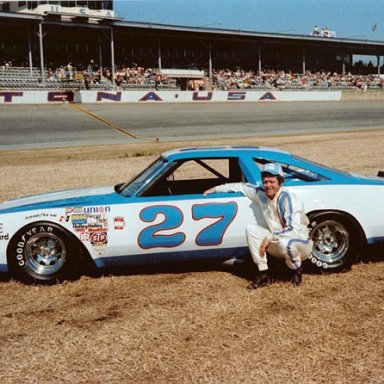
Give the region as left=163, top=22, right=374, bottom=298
left=1, top=146, right=383, bottom=278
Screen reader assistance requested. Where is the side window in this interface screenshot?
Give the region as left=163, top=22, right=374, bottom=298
left=253, top=158, right=328, bottom=183
left=143, top=157, right=243, bottom=196
left=171, top=158, right=229, bottom=181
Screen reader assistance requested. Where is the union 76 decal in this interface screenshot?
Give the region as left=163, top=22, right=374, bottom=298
left=138, top=202, right=238, bottom=249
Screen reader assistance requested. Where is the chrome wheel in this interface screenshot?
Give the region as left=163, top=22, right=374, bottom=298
left=308, top=212, right=364, bottom=272
left=8, top=222, right=84, bottom=283
left=311, top=220, right=349, bottom=266
left=25, top=232, right=66, bottom=276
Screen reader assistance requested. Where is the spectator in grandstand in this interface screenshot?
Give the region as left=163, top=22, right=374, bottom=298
left=67, top=62, right=73, bottom=80
left=312, top=25, right=320, bottom=36
left=84, top=75, right=90, bottom=90
left=2, top=60, right=380, bottom=92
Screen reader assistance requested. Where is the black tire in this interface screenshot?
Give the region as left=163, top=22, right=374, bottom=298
left=7, top=222, right=84, bottom=284
left=307, top=211, right=365, bottom=272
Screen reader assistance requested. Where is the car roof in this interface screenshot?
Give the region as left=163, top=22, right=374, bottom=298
left=163, top=146, right=290, bottom=161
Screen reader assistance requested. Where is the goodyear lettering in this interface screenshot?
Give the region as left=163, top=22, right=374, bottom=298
left=14, top=225, right=53, bottom=267
left=309, top=255, right=328, bottom=269
left=16, top=241, right=25, bottom=266
left=26, top=212, right=58, bottom=220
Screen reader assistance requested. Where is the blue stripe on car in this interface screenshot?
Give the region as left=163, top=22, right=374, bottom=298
left=93, top=246, right=249, bottom=268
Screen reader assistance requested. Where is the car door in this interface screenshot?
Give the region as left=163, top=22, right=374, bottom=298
left=101, top=156, right=264, bottom=266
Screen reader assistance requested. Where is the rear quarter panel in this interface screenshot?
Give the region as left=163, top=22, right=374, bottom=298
left=288, top=184, right=384, bottom=243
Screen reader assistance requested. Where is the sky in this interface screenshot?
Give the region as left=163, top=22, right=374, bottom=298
left=113, top=0, right=384, bottom=43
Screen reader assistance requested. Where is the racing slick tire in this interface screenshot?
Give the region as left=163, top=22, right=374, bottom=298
left=7, top=222, right=84, bottom=284
left=307, top=211, right=365, bottom=273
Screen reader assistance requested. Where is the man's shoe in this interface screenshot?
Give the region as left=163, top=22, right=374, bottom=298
left=290, top=267, right=302, bottom=287
left=247, top=272, right=272, bottom=289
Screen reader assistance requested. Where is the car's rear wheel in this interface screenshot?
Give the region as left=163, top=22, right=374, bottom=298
left=307, top=211, right=365, bottom=272
left=7, top=222, right=84, bottom=284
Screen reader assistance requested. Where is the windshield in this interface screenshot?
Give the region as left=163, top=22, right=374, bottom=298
left=115, top=156, right=168, bottom=197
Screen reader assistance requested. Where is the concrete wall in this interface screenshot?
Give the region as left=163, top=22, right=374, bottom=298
left=1, top=89, right=383, bottom=105
left=1, top=90, right=343, bottom=104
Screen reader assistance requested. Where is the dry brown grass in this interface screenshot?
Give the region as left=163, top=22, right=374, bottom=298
left=0, top=131, right=383, bottom=383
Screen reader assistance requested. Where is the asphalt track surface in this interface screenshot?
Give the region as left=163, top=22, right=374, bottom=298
left=1, top=101, right=383, bottom=150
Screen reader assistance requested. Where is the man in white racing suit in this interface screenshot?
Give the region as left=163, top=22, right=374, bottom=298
left=204, top=162, right=313, bottom=289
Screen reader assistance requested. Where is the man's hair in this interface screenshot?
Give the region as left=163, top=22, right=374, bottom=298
left=262, top=173, right=284, bottom=185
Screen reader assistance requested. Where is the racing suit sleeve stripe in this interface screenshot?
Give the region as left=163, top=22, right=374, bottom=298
left=276, top=193, right=287, bottom=227
left=274, top=192, right=295, bottom=236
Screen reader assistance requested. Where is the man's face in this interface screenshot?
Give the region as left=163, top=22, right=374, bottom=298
left=262, top=175, right=280, bottom=199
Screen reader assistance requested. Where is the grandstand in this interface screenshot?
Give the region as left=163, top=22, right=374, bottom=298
left=0, top=1, right=384, bottom=91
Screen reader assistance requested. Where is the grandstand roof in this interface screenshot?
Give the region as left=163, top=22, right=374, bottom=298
left=1, top=10, right=384, bottom=57
left=112, top=20, right=384, bottom=56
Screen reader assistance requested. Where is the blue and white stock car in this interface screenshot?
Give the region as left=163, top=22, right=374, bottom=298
left=0, top=146, right=383, bottom=283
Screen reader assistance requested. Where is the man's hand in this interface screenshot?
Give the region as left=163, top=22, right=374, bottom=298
left=203, top=187, right=216, bottom=196
left=259, top=238, right=269, bottom=257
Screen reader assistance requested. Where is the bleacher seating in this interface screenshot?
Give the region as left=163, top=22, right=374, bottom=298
left=0, top=66, right=89, bottom=90
left=0, top=65, right=382, bottom=91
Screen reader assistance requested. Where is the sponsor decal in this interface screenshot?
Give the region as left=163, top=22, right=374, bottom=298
left=113, top=216, right=125, bottom=230
left=80, top=233, right=90, bottom=242
left=65, top=206, right=110, bottom=240
left=90, top=232, right=108, bottom=245
left=0, top=223, right=8, bottom=240
left=83, top=206, right=111, bottom=214
left=71, top=214, right=89, bottom=232
left=90, top=232, right=108, bottom=256
left=25, top=212, right=58, bottom=220
left=65, top=207, right=84, bottom=214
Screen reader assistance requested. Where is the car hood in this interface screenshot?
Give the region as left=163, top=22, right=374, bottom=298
left=0, top=186, right=119, bottom=214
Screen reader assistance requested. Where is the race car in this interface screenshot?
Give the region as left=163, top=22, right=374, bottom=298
left=0, top=146, right=383, bottom=283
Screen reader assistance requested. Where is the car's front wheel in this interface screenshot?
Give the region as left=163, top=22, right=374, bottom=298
left=7, top=222, right=84, bottom=284
left=307, top=211, right=365, bottom=272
